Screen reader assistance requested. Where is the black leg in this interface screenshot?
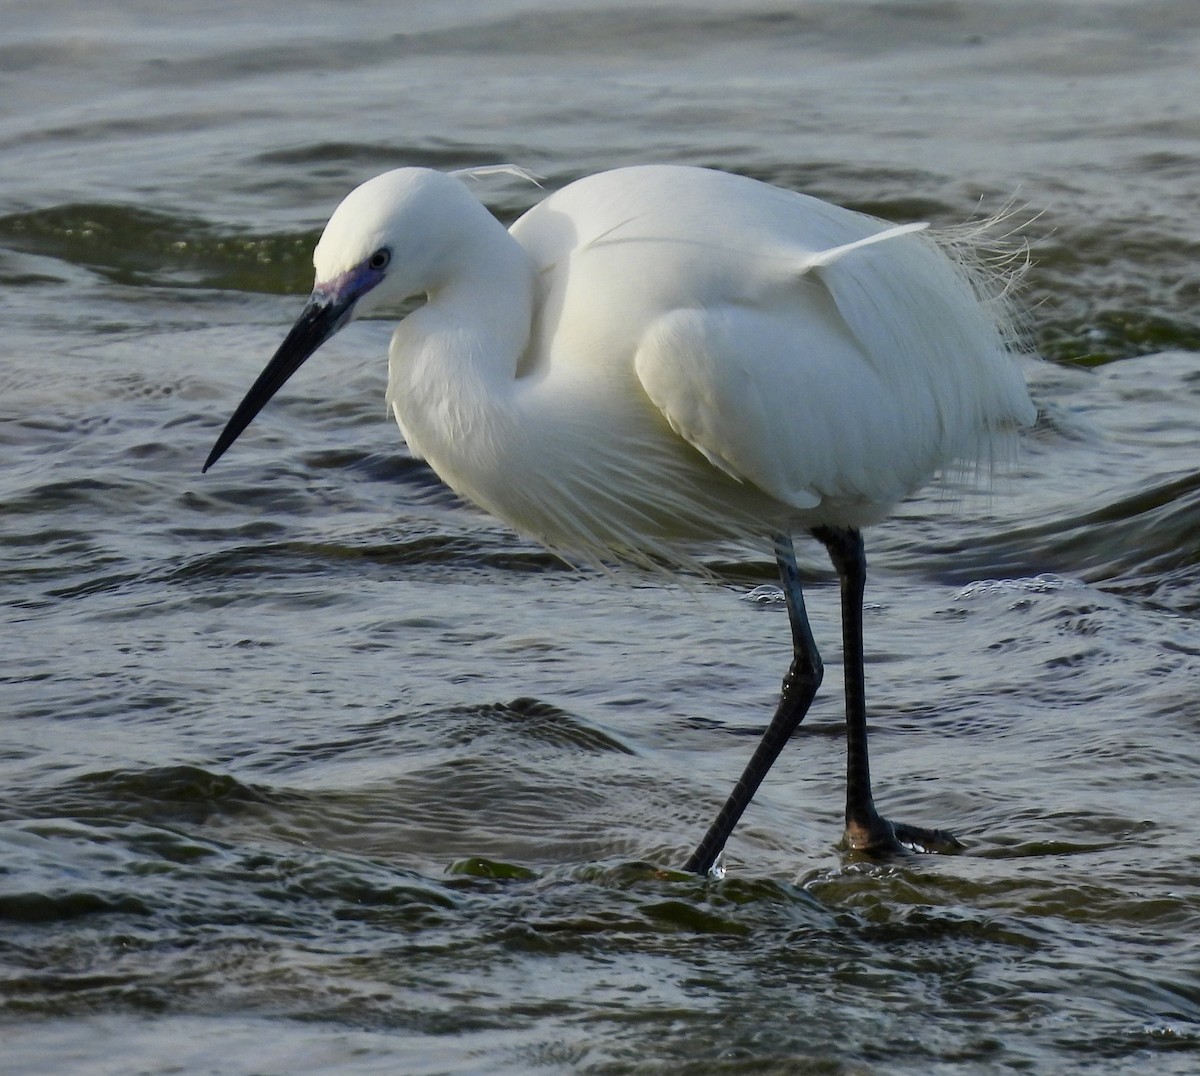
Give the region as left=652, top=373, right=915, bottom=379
left=812, top=525, right=962, bottom=855
left=683, top=534, right=823, bottom=875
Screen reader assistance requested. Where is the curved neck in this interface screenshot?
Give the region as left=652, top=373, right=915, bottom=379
left=386, top=216, right=536, bottom=467
left=430, top=225, right=536, bottom=375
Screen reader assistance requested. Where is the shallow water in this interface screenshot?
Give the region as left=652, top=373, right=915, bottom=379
left=3, top=1, right=1200, bottom=1072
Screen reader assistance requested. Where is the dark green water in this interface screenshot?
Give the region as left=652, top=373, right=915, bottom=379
left=3, top=2, right=1199, bottom=1072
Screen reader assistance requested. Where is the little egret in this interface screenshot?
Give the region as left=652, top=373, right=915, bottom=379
left=205, top=165, right=1036, bottom=874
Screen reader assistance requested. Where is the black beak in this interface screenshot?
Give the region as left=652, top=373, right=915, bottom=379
left=203, top=292, right=353, bottom=473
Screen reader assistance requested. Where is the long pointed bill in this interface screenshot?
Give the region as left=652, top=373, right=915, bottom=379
left=203, top=291, right=354, bottom=472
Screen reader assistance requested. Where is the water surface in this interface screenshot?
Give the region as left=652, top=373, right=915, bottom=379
left=3, top=2, right=1199, bottom=1072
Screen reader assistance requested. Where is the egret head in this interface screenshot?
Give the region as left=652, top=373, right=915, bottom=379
left=203, top=167, right=480, bottom=472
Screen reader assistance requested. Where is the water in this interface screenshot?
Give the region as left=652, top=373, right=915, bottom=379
left=3, top=1, right=1199, bottom=1071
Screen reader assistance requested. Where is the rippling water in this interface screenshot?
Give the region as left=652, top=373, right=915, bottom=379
left=3, top=2, right=1199, bottom=1072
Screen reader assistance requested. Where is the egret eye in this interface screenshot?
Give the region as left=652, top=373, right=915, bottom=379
left=367, top=247, right=391, bottom=271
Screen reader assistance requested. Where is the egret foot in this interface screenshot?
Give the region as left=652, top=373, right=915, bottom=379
left=842, top=814, right=964, bottom=857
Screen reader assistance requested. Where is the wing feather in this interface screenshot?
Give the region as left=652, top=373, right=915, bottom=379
left=634, top=222, right=1030, bottom=515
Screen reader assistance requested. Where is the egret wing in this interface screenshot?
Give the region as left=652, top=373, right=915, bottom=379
left=633, top=231, right=939, bottom=512
left=635, top=220, right=1031, bottom=514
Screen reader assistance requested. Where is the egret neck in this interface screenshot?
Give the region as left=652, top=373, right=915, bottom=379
left=385, top=212, right=538, bottom=485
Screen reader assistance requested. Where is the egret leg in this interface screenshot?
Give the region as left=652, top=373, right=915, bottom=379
left=812, top=525, right=963, bottom=855
left=683, top=534, right=823, bottom=875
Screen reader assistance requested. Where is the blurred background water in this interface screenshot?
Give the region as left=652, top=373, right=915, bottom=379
left=2, top=1, right=1199, bottom=1072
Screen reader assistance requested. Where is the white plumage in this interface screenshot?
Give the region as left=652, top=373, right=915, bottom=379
left=206, top=164, right=1036, bottom=872
left=304, top=165, right=1032, bottom=568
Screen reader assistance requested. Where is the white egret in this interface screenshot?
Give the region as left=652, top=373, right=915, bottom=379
left=204, top=165, right=1036, bottom=874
